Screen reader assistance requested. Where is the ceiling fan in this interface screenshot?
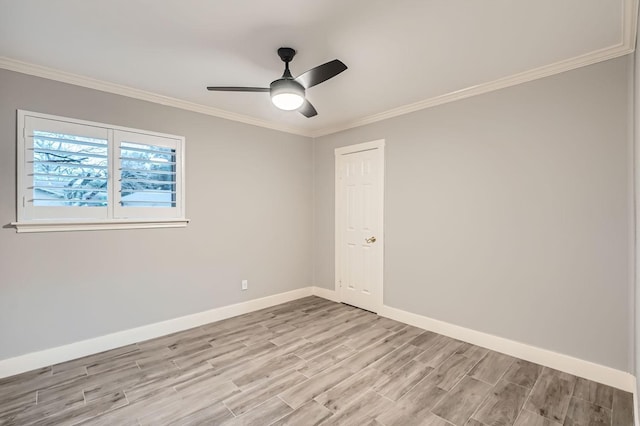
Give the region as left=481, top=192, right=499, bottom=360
left=206, top=47, right=347, bottom=118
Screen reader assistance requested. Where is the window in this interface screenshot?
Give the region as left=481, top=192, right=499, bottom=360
left=14, top=110, right=187, bottom=232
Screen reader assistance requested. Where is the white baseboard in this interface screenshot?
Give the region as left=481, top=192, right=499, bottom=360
left=311, top=286, right=340, bottom=302
left=0, top=287, right=313, bottom=379
left=311, top=288, right=635, bottom=393
left=1, top=286, right=636, bottom=396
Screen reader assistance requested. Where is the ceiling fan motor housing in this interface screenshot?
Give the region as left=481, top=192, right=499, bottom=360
left=270, top=78, right=305, bottom=96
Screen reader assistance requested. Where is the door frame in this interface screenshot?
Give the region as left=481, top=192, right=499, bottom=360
left=335, top=139, right=385, bottom=312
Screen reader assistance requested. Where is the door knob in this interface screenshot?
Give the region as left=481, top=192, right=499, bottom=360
left=365, top=236, right=377, bottom=244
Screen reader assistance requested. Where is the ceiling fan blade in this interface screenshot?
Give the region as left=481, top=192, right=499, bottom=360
left=206, top=87, right=269, bottom=92
left=299, top=99, right=318, bottom=118
left=295, top=59, right=347, bottom=89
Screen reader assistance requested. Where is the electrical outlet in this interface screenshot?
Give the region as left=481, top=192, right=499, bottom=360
left=241, top=279, right=248, bottom=291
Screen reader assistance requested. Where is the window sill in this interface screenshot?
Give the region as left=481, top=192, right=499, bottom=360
left=11, top=218, right=190, bottom=233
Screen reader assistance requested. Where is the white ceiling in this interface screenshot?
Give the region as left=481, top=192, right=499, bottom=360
left=0, top=0, right=635, bottom=136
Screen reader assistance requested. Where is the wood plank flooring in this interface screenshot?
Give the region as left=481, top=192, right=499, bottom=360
left=0, top=296, right=634, bottom=425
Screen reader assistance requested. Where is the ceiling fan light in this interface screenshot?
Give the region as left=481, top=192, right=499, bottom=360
left=270, top=79, right=305, bottom=111
left=272, top=93, right=304, bottom=110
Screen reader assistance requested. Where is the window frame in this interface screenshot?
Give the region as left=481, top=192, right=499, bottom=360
left=13, top=110, right=188, bottom=233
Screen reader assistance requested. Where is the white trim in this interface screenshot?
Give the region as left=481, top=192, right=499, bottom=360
left=311, top=44, right=635, bottom=137
left=0, top=287, right=313, bottom=379
left=19, top=109, right=187, bottom=140
left=335, top=140, right=385, bottom=313
left=377, top=304, right=635, bottom=392
left=334, top=139, right=386, bottom=155
left=0, top=0, right=637, bottom=139
left=0, top=286, right=636, bottom=394
left=15, top=109, right=187, bottom=231
left=0, top=57, right=312, bottom=138
left=311, top=287, right=635, bottom=392
left=311, top=286, right=341, bottom=302
left=11, top=218, right=190, bottom=233
left=313, top=0, right=639, bottom=138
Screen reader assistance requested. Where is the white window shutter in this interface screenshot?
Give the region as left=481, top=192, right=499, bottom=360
left=15, top=111, right=187, bottom=232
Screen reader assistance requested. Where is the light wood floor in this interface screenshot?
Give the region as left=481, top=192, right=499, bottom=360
left=0, top=296, right=634, bottom=425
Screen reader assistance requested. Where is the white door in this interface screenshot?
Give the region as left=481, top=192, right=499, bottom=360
left=335, top=140, right=384, bottom=313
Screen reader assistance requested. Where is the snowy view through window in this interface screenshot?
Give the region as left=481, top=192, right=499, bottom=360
left=120, top=142, right=176, bottom=208
left=33, top=131, right=108, bottom=206
left=32, top=132, right=176, bottom=208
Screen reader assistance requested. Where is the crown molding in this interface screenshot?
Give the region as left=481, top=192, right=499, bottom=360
left=1, top=0, right=636, bottom=139
left=0, top=57, right=313, bottom=138
left=314, top=53, right=637, bottom=137
left=312, top=0, right=638, bottom=137
left=311, top=45, right=632, bottom=138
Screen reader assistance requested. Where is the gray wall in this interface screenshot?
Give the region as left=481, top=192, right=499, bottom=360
left=0, top=55, right=633, bottom=373
left=0, top=69, right=313, bottom=360
left=313, top=57, right=633, bottom=371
